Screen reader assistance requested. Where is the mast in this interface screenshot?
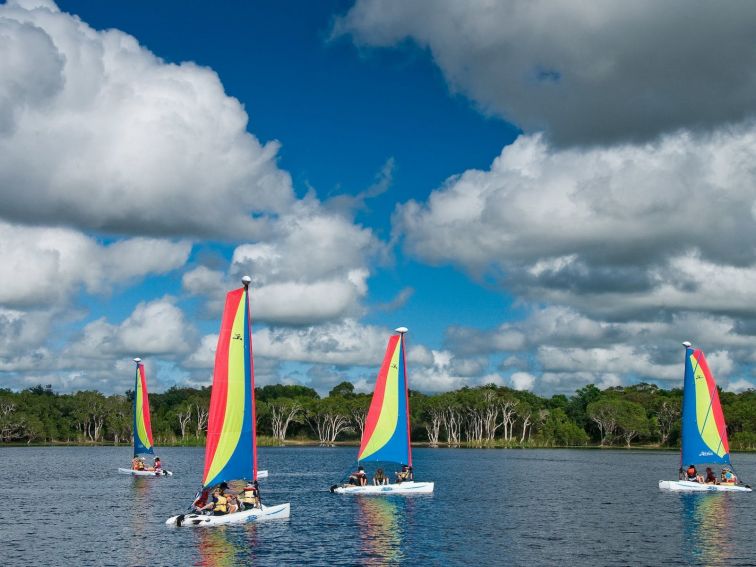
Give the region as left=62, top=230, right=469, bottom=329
left=395, top=327, right=412, bottom=468
left=243, top=275, right=258, bottom=482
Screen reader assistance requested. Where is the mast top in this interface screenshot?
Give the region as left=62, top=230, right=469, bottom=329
left=133, top=357, right=142, bottom=363
left=241, top=275, right=251, bottom=288
left=394, top=326, right=408, bottom=335
left=682, top=341, right=692, bottom=348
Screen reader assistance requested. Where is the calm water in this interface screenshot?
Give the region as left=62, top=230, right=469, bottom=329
left=1, top=446, right=754, bottom=566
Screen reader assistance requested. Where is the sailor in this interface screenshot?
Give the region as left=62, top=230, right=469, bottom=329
left=721, top=468, right=737, bottom=484
left=373, top=468, right=388, bottom=486
left=349, top=466, right=368, bottom=486
left=153, top=457, right=162, bottom=471
left=210, top=488, right=228, bottom=515
left=240, top=481, right=261, bottom=509
left=396, top=465, right=411, bottom=483
left=685, top=464, right=702, bottom=482
left=704, top=467, right=717, bottom=484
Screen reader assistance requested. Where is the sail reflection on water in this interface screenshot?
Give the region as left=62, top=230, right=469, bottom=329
left=681, top=494, right=733, bottom=566
left=196, top=524, right=258, bottom=567
left=357, top=496, right=407, bottom=565
left=126, top=477, right=154, bottom=565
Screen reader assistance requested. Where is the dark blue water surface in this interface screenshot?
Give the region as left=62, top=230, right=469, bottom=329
left=1, top=447, right=754, bottom=566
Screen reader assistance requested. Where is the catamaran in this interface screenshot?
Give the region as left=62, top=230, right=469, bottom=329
left=166, top=276, right=289, bottom=526
left=118, top=358, right=172, bottom=477
left=659, top=342, right=751, bottom=493
left=331, top=327, right=434, bottom=495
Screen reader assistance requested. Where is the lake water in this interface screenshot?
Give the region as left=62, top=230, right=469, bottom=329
left=1, top=446, right=754, bottom=566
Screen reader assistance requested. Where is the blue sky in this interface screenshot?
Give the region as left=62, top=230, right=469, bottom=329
left=3, top=0, right=756, bottom=396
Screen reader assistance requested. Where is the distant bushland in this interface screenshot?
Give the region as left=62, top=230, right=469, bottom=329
left=1, top=382, right=755, bottom=451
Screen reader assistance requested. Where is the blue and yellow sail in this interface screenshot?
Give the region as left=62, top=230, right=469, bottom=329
left=681, top=345, right=730, bottom=466
left=201, top=281, right=257, bottom=487
left=357, top=330, right=412, bottom=466
left=133, top=360, right=154, bottom=457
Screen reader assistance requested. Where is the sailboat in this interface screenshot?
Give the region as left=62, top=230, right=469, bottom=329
left=659, top=342, right=751, bottom=492
left=331, top=327, right=434, bottom=495
left=166, top=276, right=289, bottom=526
left=118, top=358, right=172, bottom=477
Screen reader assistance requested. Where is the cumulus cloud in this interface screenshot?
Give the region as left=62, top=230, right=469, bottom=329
left=336, top=0, right=756, bottom=145
left=184, top=209, right=383, bottom=325
left=397, top=131, right=756, bottom=323
left=66, top=296, right=196, bottom=359
left=0, top=0, right=294, bottom=238
left=0, top=221, right=190, bottom=308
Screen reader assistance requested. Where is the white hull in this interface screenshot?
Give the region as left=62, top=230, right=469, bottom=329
left=257, top=470, right=268, bottom=479
left=165, top=503, right=290, bottom=526
left=659, top=480, right=752, bottom=492
left=118, top=468, right=173, bottom=477
left=332, top=481, right=434, bottom=495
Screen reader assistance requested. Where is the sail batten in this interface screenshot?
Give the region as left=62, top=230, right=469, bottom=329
left=357, top=332, right=412, bottom=465
left=133, top=362, right=154, bottom=457
left=681, top=346, right=730, bottom=466
left=202, top=286, right=256, bottom=487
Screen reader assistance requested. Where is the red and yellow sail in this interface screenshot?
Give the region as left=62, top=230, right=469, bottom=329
left=357, top=331, right=412, bottom=465
left=681, top=346, right=730, bottom=465
left=202, top=284, right=257, bottom=487
left=133, top=361, right=154, bottom=456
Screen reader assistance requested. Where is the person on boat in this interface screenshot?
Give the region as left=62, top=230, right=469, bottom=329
left=373, top=468, right=388, bottom=486
left=131, top=457, right=141, bottom=470
left=704, top=467, right=717, bottom=484
left=240, top=481, right=261, bottom=509
left=191, top=488, right=211, bottom=513
left=153, top=457, right=162, bottom=472
left=721, top=468, right=737, bottom=484
left=200, top=488, right=229, bottom=516
left=226, top=492, right=241, bottom=514
left=396, top=465, right=411, bottom=483
left=135, top=457, right=146, bottom=471
left=685, top=464, right=703, bottom=483
left=349, top=466, right=368, bottom=486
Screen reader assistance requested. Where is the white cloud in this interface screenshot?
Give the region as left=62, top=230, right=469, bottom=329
left=66, top=296, right=195, bottom=359
left=336, top=0, right=756, bottom=145
left=0, top=0, right=294, bottom=237
left=0, top=221, right=190, bottom=308
left=510, top=372, right=535, bottom=391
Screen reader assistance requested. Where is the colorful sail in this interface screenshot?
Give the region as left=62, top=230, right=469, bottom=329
left=202, top=283, right=257, bottom=487
left=133, top=360, right=155, bottom=457
left=357, top=330, right=412, bottom=466
left=681, top=345, right=730, bottom=466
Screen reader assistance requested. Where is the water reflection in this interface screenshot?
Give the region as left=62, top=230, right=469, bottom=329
left=681, top=494, right=733, bottom=565
left=356, top=497, right=406, bottom=565
left=195, top=525, right=258, bottom=567
left=126, top=477, right=154, bottom=565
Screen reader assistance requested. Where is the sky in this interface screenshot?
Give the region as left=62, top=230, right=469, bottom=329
left=2, top=0, right=756, bottom=397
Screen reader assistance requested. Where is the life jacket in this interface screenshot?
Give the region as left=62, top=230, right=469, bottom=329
left=397, top=470, right=410, bottom=480
left=214, top=495, right=227, bottom=513
left=240, top=489, right=258, bottom=504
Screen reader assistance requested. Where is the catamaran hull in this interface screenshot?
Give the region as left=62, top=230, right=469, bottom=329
left=332, top=481, right=434, bottom=495
left=659, top=480, right=751, bottom=492
left=165, top=503, right=290, bottom=526
left=118, top=468, right=173, bottom=477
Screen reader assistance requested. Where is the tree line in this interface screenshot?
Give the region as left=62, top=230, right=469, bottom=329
left=1, top=382, right=755, bottom=450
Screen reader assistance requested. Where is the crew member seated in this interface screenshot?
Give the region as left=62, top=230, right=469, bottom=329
left=396, top=464, right=412, bottom=483
left=348, top=466, right=368, bottom=486
left=373, top=468, right=388, bottom=486
left=721, top=468, right=737, bottom=484
left=685, top=464, right=702, bottom=483
left=704, top=467, right=717, bottom=484
left=240, top=481, right=261, bottom=509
